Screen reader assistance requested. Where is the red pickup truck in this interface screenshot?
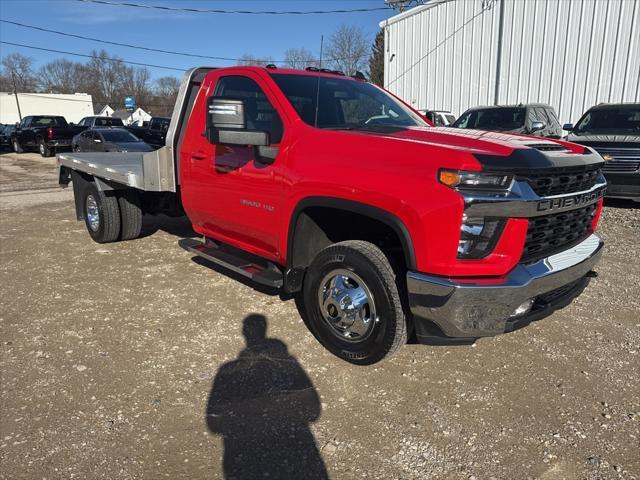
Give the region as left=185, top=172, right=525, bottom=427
left=57, top=66, right=606, bottom=364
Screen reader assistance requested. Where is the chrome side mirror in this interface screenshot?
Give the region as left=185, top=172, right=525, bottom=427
left=530, top=121, right=545, bottom=133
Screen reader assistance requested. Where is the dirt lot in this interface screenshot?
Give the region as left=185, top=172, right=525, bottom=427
left=0, top=151, right=638, bottom=480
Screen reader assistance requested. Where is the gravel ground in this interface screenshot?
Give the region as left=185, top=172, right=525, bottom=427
left=0, top=152, right=638, bottom=480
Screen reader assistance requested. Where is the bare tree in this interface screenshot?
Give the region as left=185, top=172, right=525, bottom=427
left=154, top=76, right=180, bottom=98
left=39, top=59, right=84, bottom=93
left=237, top=54, right=274, bottom=67
left=369, top=29, right=385, bottom=87
left=283, top=48, right=318, bottom=69
left=1, top=53, right=38, bottom=91
left=325, top=25, right=369, bottom=76
left=152, top=76, right=181, bottom=116
left=85, top=49, right=129, bottom=103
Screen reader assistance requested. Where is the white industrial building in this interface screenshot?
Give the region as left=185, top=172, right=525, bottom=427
left=381, top=0, right=640, bottom=125
left=0, top=92, right=94, bottom=124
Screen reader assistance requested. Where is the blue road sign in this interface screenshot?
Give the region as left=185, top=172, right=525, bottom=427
left=124, top=96, right=135, bottom=111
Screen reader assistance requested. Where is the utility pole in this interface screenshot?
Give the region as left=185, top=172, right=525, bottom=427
left=10, top=70, right=23, bottom=122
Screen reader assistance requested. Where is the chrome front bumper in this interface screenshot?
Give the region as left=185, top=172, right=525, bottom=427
left=407, top=234, right=603, bottom=338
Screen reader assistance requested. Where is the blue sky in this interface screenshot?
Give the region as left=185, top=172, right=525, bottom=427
left=0, top=0, right=396, bottom=79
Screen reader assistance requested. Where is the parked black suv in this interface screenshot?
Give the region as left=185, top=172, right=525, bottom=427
left=452, top=104, right=563, bottom=138
left=565, top=103, right=639, bottom=202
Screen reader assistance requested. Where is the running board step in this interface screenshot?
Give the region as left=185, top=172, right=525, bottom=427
left=178, top=238, right=283, bottom=288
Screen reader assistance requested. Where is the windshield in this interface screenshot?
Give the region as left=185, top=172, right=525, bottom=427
left=574, top=108, right=640, bottom=135
left=31, top=116, right=68, bottom=127
left=452, top=108, right=526, bottom=131
left=271, top=74, right=427, bottom=130
left=100, top=129, right=140, bottom=143
left=94, top=117, right=124, bottom=127
left=150, top=118, right=170, bottom=131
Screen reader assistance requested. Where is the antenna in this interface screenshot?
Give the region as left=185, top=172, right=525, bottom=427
left=314, top=35, right=323, bottom=128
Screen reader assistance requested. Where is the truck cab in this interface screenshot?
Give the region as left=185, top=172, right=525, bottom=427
left=58, top=66, right=606, bottom=365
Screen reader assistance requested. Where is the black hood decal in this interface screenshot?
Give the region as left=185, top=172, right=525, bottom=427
left=474, top=148, right=605, bottom=173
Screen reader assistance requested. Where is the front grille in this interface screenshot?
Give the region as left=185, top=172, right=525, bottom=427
left=517, top=166, right=601, bottom=197
left=521, top=203, right=597, bottom=264
left=525, top=143, right=569, bottom=152
left=593, top=147, right=640, bottom=173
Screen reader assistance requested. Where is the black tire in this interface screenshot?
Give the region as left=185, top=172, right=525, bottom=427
left=12, top=139, right=23, bottom=154
left=82, top=182, right=121, bottom=243
left=300, top=240, right=408, bottom=365
left=38, top=138, right=53, bottom=157
left=117, top=190, right=143, bottom=240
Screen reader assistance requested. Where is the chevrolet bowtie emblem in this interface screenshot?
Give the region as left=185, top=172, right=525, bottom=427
left=602, top=154, right=614, bottom=162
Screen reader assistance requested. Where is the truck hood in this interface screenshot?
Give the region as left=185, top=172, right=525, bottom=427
left=338, top=126, right=602, bottom=171
left=566, top=133, right=640, bottom=147
left=381, top=127, right=559, bottom=154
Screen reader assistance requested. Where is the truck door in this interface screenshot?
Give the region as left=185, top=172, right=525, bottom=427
left=181, top=71, right=288, bottom=263
left=19, top=117, right=35, bottom=146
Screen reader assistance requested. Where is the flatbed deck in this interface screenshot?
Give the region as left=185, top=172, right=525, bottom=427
left=57, top=147, right=176, bottom=192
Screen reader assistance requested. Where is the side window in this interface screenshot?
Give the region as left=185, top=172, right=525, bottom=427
left=546, top=108, right=560, bottom=128
left=455, top=112, right=472, bottom=128
left=213, top=75, right=283, bottom=144
left=534, top=107, right=550, bottom=124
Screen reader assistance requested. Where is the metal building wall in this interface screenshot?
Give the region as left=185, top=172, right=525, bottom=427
left=382, top=0, right=640, bottom=124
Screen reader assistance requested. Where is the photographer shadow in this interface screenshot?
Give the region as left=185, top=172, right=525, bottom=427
left=206, top=314, right=328, bottom=479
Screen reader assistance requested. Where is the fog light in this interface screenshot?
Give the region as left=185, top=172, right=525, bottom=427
left=457, top=214, right=505, bottom=259
left=511, top=299, right=534, bottom=318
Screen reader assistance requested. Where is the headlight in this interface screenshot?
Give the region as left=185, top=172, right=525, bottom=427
left=457, top=214, right=505, bottom=259
left=439, top=169, right=513, bottom=192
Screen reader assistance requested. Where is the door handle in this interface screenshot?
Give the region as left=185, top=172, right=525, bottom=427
left=191, top=151, right=207, bottom=161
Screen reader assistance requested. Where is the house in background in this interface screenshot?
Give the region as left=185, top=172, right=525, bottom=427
left=111, top=107, right=152, bottom=126
left=0, top=92, right=93, bottom=124
left=98, top=105, right=115, bottom=117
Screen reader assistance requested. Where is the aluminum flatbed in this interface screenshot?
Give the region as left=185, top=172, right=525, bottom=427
left=57, top=67, right=215, bottom=193
left=57, top=148, right=175, bottom=192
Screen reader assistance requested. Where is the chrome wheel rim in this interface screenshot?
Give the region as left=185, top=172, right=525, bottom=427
left=85, top=195, right=100, bottom=232
left=13, top=141, right=18, bottom=152
left=318, top=269, right=378, bottom=343
left=39, top=142, right=45, bottom=154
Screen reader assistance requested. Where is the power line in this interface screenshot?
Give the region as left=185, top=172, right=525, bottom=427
left=77, top=0, right=389, bottom=15
left=0, top=41, right=187, bottom=72
left=0, top=19, right=370, bottom=65
left=1, top=19, right=249, bottom=63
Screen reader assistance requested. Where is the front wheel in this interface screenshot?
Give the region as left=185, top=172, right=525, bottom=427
left=12, top=139, right=24, bottom=153
left=82, top=182, right=121, bottom=243
left=300, top=240, right=408, bottom=365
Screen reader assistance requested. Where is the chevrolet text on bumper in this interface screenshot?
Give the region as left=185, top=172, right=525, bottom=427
left=408, top=174, right=607, bottom=342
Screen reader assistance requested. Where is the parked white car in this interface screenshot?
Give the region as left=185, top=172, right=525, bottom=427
left=419, top=110, right=457, bottom=126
